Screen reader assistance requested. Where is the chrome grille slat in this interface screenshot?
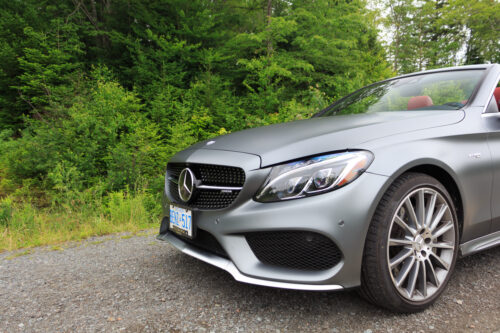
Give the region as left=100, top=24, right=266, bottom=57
left=197, top=185, right=243, bottom=191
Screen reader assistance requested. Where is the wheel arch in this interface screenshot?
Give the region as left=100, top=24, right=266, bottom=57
left=360, top=167, right=463, bottom=311
left=379, top=161, right=465, bottom=240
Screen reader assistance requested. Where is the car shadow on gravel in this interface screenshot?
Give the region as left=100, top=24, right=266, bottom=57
left=144, top=243, right=499, bottom=322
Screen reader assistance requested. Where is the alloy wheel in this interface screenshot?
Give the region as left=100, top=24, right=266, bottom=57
left=387, top=187, right=456, bottom=301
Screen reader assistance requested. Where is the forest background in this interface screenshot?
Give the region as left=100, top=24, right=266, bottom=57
left=0, top=0, right=498, bottom=250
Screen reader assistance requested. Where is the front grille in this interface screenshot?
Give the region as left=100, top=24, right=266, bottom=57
left=167, top=163, right=245, bottom=210
left=196, top=164, right=245, bottom=186
left=170, top=228, right=228, bottom=258
left=245, top=231, right=342, bottom=271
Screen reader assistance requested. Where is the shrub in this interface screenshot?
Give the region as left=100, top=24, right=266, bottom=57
left=1, top=70, right=168, bottom=196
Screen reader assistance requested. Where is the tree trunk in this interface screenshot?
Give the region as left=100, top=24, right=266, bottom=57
left=266, top=0, right=272, bottom=56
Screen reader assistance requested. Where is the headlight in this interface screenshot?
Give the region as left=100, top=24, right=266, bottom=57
left=255, top=151, right=374, bottom=202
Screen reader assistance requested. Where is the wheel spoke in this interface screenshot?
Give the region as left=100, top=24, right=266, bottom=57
left=424, top=192, right=437, bottom=228
left=426, top=258, right=439, bottom=287
left=396, top=256, right=416, bottom=287
left=433, top=220, right=454, bottom=239
left=390, top=248, right=413, bottom=268
left=416, top=190, right=425, bottom=228
left=418, top=261, right=427, bottom=297
left=404, top=198, right=420, bottom=230
left=430, top=252, right=450, bottom=271
left=432, top=241, right=454, bottom=249
left=389, top=238, right=413, bottom=247
left=406, top=258, right=420, bottom=297
left=394, top=215, right=416, bottom=236
left=429, top=204, right=448, bottom=231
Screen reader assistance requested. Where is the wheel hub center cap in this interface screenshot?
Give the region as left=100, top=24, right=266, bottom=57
left=413, top=235, right=425, bottom=251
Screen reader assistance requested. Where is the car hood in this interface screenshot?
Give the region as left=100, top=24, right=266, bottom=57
left=190, top=111, right=465, bottom=167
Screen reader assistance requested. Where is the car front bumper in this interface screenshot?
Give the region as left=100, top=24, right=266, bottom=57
left=157, top=150, right=389, bottom=290
left=157, top=232, right=344, bottom=291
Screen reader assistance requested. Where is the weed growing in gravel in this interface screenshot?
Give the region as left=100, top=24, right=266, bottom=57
left=5, top=249, right=32, bottom=259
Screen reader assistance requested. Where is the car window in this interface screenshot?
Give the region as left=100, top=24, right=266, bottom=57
left=317, top=70, right=485, bottom=117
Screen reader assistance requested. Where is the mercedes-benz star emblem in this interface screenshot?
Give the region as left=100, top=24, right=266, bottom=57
left=178, top=168, right=195, bottom=202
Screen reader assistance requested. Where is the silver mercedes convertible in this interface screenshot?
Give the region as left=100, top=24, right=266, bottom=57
left=157, top=64, right=500, bottom=312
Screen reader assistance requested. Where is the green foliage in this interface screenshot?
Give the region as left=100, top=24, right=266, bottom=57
left=0, top=189, right=159, bottom=251
left=16, top=19, right=84, bottom=114
left=1, top=0, right=495, bottom=249
left=422, top=81, right=469, bottom=105
left=445, top=0, right=500, bottom=64
left=0, top=196, right=14, bottom=228
left=381, top=0, right=500, bottom=74
left=1, top=69, right=167, bottom=194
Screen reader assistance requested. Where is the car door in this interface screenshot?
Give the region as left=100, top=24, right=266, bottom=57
left=485, top=79, right=500, bottom=233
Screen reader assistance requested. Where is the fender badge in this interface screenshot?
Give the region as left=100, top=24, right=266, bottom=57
left=468, top=153, right=481, bottom=159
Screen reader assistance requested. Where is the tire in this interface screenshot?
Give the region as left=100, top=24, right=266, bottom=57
left=360, top=172, right=459, bottom=313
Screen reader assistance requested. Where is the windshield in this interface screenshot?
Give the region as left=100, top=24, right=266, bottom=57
left=317, top=70, right=484, bottom=117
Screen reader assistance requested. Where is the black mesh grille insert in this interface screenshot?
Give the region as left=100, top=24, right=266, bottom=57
left=194, top=190, right=240, bottom=209
left=170, top=228, right=228, bottom=258
left=166, top=163, right=245, bottom=210
left=245, top=231, right=342, bottom=271
left=197, top=164, right=246, bottom=186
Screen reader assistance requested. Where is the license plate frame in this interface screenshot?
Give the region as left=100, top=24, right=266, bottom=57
left=169, top=204, right=194, bottom=239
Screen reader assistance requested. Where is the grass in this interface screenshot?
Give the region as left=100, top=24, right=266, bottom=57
left=120, top=235, right=133, bottom=239
left=0, top=190, right=160, bottom=253
left=5, top=249, right=32, bottom=260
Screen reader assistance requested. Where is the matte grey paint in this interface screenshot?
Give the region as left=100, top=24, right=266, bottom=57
left=159, top=64, right=500, bottom=290
left=187, top=111, right=465, bottom=167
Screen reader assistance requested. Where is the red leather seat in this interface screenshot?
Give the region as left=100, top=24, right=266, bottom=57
left=407, top=96, right=433, bottom=110
left=494, top=87, right=500, bottom=110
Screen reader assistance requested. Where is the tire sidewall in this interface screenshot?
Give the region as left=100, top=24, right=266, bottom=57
left=372, top=174, right=460, bottom=311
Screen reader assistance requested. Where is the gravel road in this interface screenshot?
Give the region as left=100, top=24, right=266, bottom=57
left=1, top=230, right=499, bottom=332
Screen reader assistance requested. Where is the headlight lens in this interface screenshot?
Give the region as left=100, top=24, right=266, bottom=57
left=255, top=151, right=374, bottom=202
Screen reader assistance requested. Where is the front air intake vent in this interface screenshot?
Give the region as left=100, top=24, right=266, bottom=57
left=245, top=231, right=342, bottom=271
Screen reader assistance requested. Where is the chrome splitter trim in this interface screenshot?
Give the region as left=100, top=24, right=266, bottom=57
left=157, top=233, right=344, bottom=291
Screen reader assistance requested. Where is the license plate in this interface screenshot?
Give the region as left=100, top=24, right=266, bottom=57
left=169, top=204, right=193, bottom=238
